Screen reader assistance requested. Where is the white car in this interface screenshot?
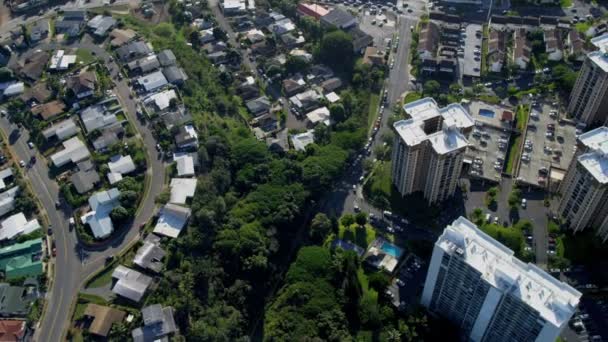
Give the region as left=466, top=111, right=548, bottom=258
left=19, top=160, right=25, bottom=167
left=521, top=198, right=527, bottom=208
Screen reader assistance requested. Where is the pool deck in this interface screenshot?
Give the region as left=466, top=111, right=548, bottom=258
left=465, top=100, right=515, bottom=131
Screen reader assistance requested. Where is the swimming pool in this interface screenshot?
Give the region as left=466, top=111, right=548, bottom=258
left=381, top=242, right=402, bottom=258
left=479, top=109, right=495, bottom=119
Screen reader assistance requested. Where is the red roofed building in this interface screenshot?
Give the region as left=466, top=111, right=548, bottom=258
left=0, top=320, right=26, bottom=342
left=297, top=3, right=329, bottom=20
left=501, top=110, right=514, bottom=122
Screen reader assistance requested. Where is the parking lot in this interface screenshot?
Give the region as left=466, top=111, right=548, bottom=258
left=517, top=102, right=578, bottom=187
left=358, top=9, right=398, bottom=50
left=461, top=24, right=482, bottom=78
left=387, top=254, right=427, bottom=311
left=465, top=101, right=513, bottom=181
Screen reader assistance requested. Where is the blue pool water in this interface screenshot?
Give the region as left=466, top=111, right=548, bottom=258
left=479, top=109, right=495, bottom=118
left=381, top=242, right=402, bottom=258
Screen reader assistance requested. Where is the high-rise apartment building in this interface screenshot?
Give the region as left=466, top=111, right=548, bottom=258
left=567, top=33, right=608, bottom=125
left=391, top=98, right=473, bottom=204
left=558, top=126, right=608, bottom=241
left=422, top=217, right=581, bottom=342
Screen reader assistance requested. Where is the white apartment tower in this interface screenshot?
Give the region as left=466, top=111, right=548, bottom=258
left=568, top=34, right=608, bottom=125
left=422, top=217, right=581, bottom=342
left=391, top=98, right=473, bottom=204
left=558, top=126, right=608, bottom=241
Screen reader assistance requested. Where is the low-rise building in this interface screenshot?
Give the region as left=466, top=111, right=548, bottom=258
left=306, top=106, right=331, bottom=126
left=246, top=96, right=271, bottom=116
left=297, top=3, right=329, bottom=20
left=107, top=155, right=136, bottom=184
left=137, top=70, right=168, bottom=93
left=162, top=66, right=188, bottom=86
left=42, top=118, right=78, bottom=141
left=66, top=69, right=96, bottom=99
left=80, top=188, right=121, bottom=239
left=29, top=19, right=49, bottom=42
left=488, top=29, right=507, bottom=73
left=111, top=265, right=152, bottom=302
left=0, top=283, right=37, bottom=317
left=48, top=50, right=77, bottom=70
left=320, top=8, right=356, bottom=30
left=153, top=204, right=191, bottom=238
left=0, top=169, right=13, bottom=192
left=31, top=100, right=65, bottom=121
left=0, top=239, right=43, bottom=279
left=513, top=28, right=531, bottom=70
left=127, top=55, right=160, bottom=75
left=0, top=213, right=40, bottom=241
left=87, top=15, right=116, bottom=37
left=0, top=187, right=19, bottom=218
left=169, top=178, right=197, bottom=205
left=133, top=234, right=165, bottom=273
left=70, top=160, right=100, bottom=194
left=131, top=304, right=177, bottom=342
left=174, top=153, right=195, bottom=177
left=109, top=28, right=137, bottom=48
left=0, top=320, right=26, bottom=341
left=174, top=124, right=198, bottom=149
left=50, top=137, right=90, bottom=167
left=291, top=130, right=315, bottom=151
left=545, top=28, right=564, bottom=61
left=115, top=40, right=152, bottom=63
left=82, top=304, right=126, bottom=337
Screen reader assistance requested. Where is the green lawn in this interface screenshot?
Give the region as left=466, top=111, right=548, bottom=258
left=85, top=264, right=116, bottom=289
left=575, top=21, right=592, bottom=34
left=481, top=24, right=489, bottom=76
left=516, top=105, right=530, bottom=131
left=76, top=48, right=96, bottom=65
left=339, top=223, right=376, bottom=248
left=368, top=93, right=380, bottom=129
left=505, top=134, right=521, bottom=174
left=560, top=0, right=573, bottom=7
left=403, top=92, right=422, bottom=105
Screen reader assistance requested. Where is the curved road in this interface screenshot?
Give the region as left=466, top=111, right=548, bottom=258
left=0, top=36, right=165, bottom=341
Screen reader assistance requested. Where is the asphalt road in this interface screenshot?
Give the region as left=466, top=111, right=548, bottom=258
left=2, top=35, right=165, bottom=341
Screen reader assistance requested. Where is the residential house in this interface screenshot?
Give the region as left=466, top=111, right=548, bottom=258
left=81, top=188, right=121, bottom=239
left=281, top=33, right=306, bottom=48
left=0, top=239, right=43, bottom=280
left=320, top=77, right=342, bottom=93
left=109, top=28, right=137, bottom=48
left=307, top=64, right=334, bottom=84
left=31, top=100, right=65, bottom=121
left=198, top=28, right=215, bottom=45
left=306, top=106, right=331, bottom=126
left=173, top=153, right=196, bottom=177
left=15, top=50, right=49, bottom=82
left=127, top=55, right=160, bottom=75
left=289, top=49, right=313, bottom=63
left=174, top=124, right=198, bottom=149
left=20, top=82, right=51, bottom=105
left=115, top=41, right=152, bottom=63
left=297, top=3, right=329, bottom=20
left=291, top=130, right=315, bottom=151
left=487, top=29, right=507, bottom=73
left=207, top=51, right=228, bottom=64
left=1, top=82, right=24, bottom=98
left=162, top=66, right=188, bottom=86
left=0, top=169, right=13, bottom=191
left=246, top=96, right=271, bottom=116
left=349, top=27, right=373, bottom=54
left=87, top=15, right=116, bottom=37
left=55, top=10, right=87, bottom=37
left=363, top=46, right=386, bottom=66
left=418, top=21, right=440, bottom=73
left=50, top=137, right=90, bottom=167
left=290, top=89, right=321, bottom=114
left=83, top=304, right=126, bottom=337
left=29, top=19, right=50, bottom=42
left=143, top=89, right=178, bottom=113
left=567, top=30, right=585, bottom=61
left=245, top=28, right=265, bottom=43
left=545, top=28, right=564, bottom=61
left=282, top=74, right=306, bottom=96
left=69, top=160, right=100, bottom=194
left=48, top=50, right=77, bottom=70
left=203, top=41, right=227, bottom=54
left=111, top=265, right=152, bottom=302
left=133, top=234, right=165, bottom=273
left=0, top=187, right=19, bottom=218
left=107, top=155, right=136, bottom=184
left=161, top=110, right=193, bottom=130
left=157, top=49, right=176, bottom=67
left=92, top=126, right=123, bottom=151
left=321, top=8, right=356, bottom=30
left=0, top=283, right=37, bottom=317
left=271, top=18, right=296, bottom=36
left=153, top=204, right=191, bottom=238
left=137, top=70, right=168, bottom=93
left=237, top=81, right=260, bottom=100
left=80, top=103, right=119, bottom=132
left=169, top=178, right=197, bottom=205
left=66, top=70, right=97, bottom=99
left=513, top=28, right=531, bottom=70
left=220, top=0, right=248, bottom=15
left=192, top=18, right=214, bottom=30
left=131, top=304, right=177, bottom=342
left=42, top=118, right=77, bottom=141
left=0, top=320, right=26, bottom=341
left=0, top=213, right=40, bottom=241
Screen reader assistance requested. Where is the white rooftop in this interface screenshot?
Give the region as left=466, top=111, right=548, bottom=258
left=576, top=127, right=608, bottom=183
left=0, top=168, right=12, bottom=191
left=439, top=217, right=581, bottom=328
left=81, top=188, right=121, bottom=239
left=112, top=265, right=152, bottom=302
left=306, top=106, right=330, bottom=126
left=144, top=89, right=177, bottom=112
left=325, top=92, right=340, bottom=103
left=108, top=155, right=136, bottom=175
left=427, top=126, right=469, bottom=154
left=50, top=137, right=91, bottom=167
left=394, top=119, right=428, bottom=147
left=291, top=130, right=315, bottom=151
left=153, top=204, right=191, bottom=238
left=588, top=33, right=608, bottom=71
left=173, top=153, right=195, bottom=177
left=169, top=178, right=197, bottom=204
left=0, top=212, right=40, bottom=241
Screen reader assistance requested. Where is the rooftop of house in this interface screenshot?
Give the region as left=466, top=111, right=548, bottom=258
left=153, top=204, right=192, bottom=238
left=84, top=304, right=126, bottom=337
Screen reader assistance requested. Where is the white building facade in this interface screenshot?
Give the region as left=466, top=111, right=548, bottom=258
left=422, top=217, right=581, bottom=342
